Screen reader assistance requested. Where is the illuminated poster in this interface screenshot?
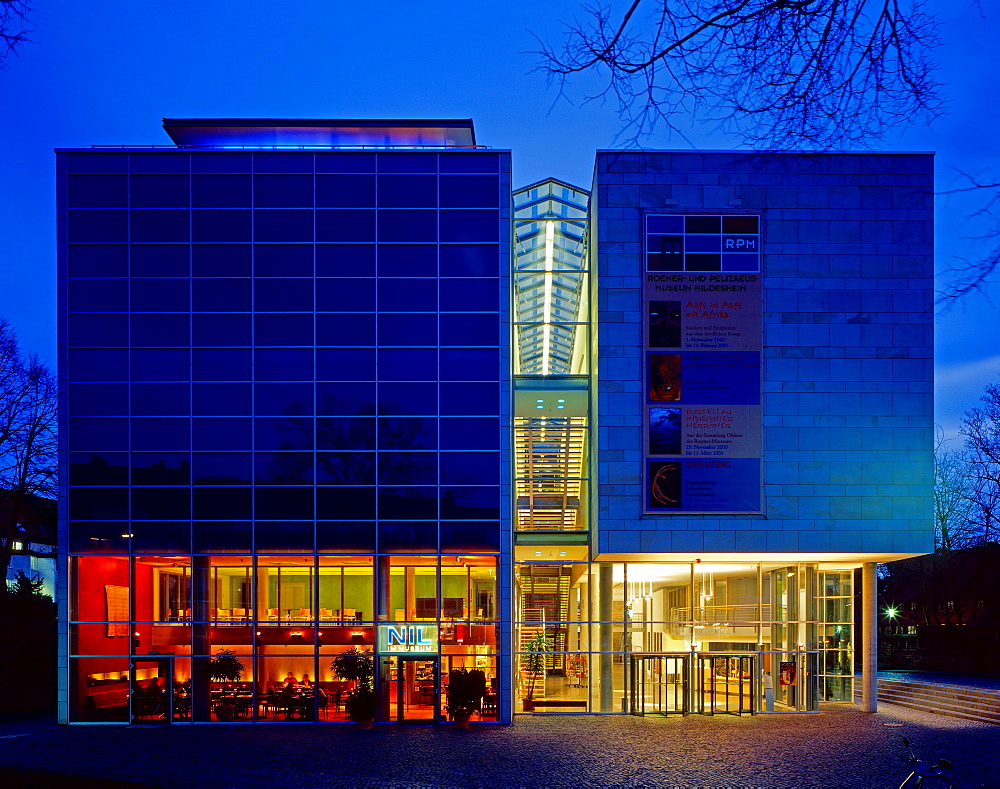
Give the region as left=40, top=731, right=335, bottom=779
left=643, top=214, right=762, bottom=513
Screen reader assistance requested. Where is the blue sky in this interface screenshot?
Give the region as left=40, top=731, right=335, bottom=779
left=0, top=0, right=996, bottom=441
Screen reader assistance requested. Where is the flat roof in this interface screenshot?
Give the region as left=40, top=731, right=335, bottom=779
left=162, top=118, right=477, bottom=148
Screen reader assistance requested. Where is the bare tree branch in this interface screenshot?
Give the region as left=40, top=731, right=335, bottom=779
left=534, top=0, right=944, bottom=147
left=0, top=1, right=32, bottom=67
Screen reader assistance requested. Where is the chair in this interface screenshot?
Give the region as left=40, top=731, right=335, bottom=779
left=231, top=608, right=247, bottom=621
left=216, top=608, right=231, bottom=621
left=319, top=608, right=334, bottom=620
left=267, top=608, right=279, bottom=621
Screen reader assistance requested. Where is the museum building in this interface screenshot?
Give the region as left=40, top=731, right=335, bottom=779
left=57, top=119, right=934, bottom=724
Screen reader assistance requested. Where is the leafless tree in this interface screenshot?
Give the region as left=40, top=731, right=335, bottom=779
left=936, top=172, right=1000, bottom=304
left=0, top=319, right=57, bottom=592
left=933, top=428, right=973, bottom=551
left=0, top=1, right=32, bottom=67
left=959, top=379, right=1000, bottom=546
left=535, top=0, right=943, bottom=148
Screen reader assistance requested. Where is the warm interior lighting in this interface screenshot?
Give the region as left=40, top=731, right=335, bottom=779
left=541, top=220, right=555, bottom=376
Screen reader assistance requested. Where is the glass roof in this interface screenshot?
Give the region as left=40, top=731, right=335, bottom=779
left=513, top=179, right=590, bottom=376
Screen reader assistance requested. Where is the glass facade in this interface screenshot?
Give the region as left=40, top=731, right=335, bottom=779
left=58, top=140, right=511, bottom=723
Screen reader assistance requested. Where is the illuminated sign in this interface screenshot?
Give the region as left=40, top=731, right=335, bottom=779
left=643, top=214, right=763, bottom=513
left=376, top=624, right=438, bottom=654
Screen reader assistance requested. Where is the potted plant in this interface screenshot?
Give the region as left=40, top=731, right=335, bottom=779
left=209, top=649, right=245, bottom=722
left=331, top=647, right=376, bottom=727
left=445, top=669, right=481, bottom=729
left=521, top=632, right=551, bottom=712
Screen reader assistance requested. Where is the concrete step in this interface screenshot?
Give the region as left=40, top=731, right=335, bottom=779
left=853, top=679, right=1000, bottom=725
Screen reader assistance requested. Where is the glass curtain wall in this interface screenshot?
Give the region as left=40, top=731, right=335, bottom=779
left=514, top=560, right=855, bottom=714
left=69, top=553, right=497, bottom=722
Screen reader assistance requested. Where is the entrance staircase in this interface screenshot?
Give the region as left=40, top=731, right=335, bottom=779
left=856, top=679, right=1000, bottom=725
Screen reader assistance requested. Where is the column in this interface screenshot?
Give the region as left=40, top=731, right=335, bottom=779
left=598, top=562, right=614, bottom=712
left=861, top=562, right=877, bottom=713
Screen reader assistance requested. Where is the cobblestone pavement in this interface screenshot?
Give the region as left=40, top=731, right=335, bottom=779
left=0, top=704, right=997, bottom=788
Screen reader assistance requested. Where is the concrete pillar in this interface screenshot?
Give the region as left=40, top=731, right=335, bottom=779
left=861, top=562, right=877, bottom=713
left=598, top=563, right=614, bottom=712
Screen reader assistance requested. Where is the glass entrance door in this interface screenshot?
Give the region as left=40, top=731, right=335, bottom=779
left=382, top=657, right=438, bottom=723
left=130, top=657, right=173, bottom=724
left=695, top=654, right=754, bottom=715
left=629, top=654, right=688, bottom=716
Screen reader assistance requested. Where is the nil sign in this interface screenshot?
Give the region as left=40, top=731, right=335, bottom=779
left=376, top=624, right=438, bottom=654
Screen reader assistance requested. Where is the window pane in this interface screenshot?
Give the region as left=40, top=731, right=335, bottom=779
left=441, top=279, right=498, bottom=311
left=191, top=452, right=252, bottom=485
left=68, top=210, right=128, bottom=242
left=192, top=521, right=252, bottom=553
left=377, top=176, right=436, bottom=207
left=377, top=154, right=437, bottom=173
left=131, top=452, right=190, bottom=484
left=377, top=417, right=436, bottom=450
left=315, top=152, right=376, bottom=173
left=129, top=349, right=190, bottom=381
left=255, top=452, right=314, bottom=484
left=316, top=522, right=376, bottom=552
left=440, top=383, right=500, bottom=415
left=254, top=245, right=313, bottom=276
left=131, top=487, right=191, bottom=519
left=316, top=487, right=376, bottom=519
left=191, top=154, right=252, bottom=174
left=316, top=210, right=375, bottom=242
left=440, top=314, right=499, bottom=346
left=69, top=487, right=128, bottom=520
left=439, top=176, right=499, bottom=207
left=68, top=280, right=127, bottom=313
left=130, top=383, right=190, bottom=416
left=377, top=383, right=436, bottom=415
left=193, top=487, right=253, bottom=519
left=68, top=175, right=128, bottom=207
left=254, top=314, right=314, bottom=345
left=67, top=349, right=128, bottom=381
left=130, top=418, right=191, bottom=450
left=254, top=348, right=313, bottom=380
left=378, top=521, right=436, bottom=552
left=192, top=348, right=253, bottom=379
left=316, top=417, right=376, bottom=450
left=130, top=175, right=189, bottom=207
left=316, top=313, right=375, bottom=346
left=440, top=453, right=501, bottom=484
left=253, top=175, right=313, bottom=207
left=253, top=152, right=313, bottom=173
left=377, top=348, right=436, bottom=381
left=440, top=210, right=499, bottom=242
left=439, top=487, right=500, bottom=518
left=254, top=383, right=314, bottom=415
left=129, top=153, right=189, bottom=174
left=130, top=279, right=190, bottom=312
left=378, top=245, right=436, bottom=277
left=192, top=209, right=252, bottom=241
left=130, top=314, right=190, bottom=346
left=192, top=175, right=252, bottom=206
left=68, top=384, right=128, bottom=416
left=130, top=210, right=190, bottom=243
left=315, top=244, right=375, bottom=276
left=316, top=348, right=375, bottom=381
left=68, top=315, right=129, bottom=346
left=440, top=245, right=499, bottom=277
left=193, top=383, right=252, bottom=415
left=67, top=153, right=128, bottom=174
left=68, top=245, right=128, bottom=277
left=439, top=153, right=498, bottom=174
left=440, top=348, right=500, bottom=381
left=377, top=210, right=436, bottom=243
left=316, top=453, right=376, bottom=484
left=69, top=453, right=128, bottom=486
left=377, top=279, right=436, bottom=311
left=377, top=313, right=436, bottom=345
left=192, top=244, right=252, bottom=276
left=255, top=487, right=314, bottom=519
left=316, top=279, right=375, bottom=312
left=254, top=279, right=313, bottom=311
left=315, top=175, right=375, bottom=207
left=192, top=280, right=253, bottom=312
left=192, top=314, right=252, bottom=347
left=439, top=417, right=501, bottom=450
left=193, top=418, right=252, bottom=450
left=316, top=383, right=376, bottom=414
left=68, top=418, right=127, bottom=450
left=253, top=210, right=314, bottom=243
left=130, top=245, right=189, bottom=277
